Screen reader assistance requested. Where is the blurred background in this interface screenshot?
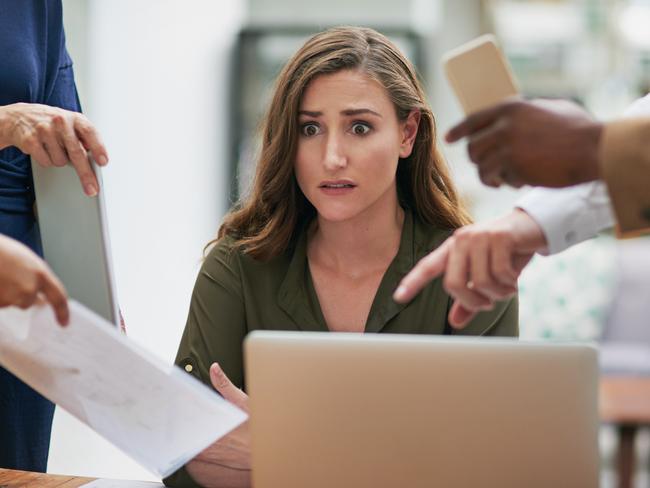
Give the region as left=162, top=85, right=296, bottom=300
left=55, top=0, right=650, bottom=485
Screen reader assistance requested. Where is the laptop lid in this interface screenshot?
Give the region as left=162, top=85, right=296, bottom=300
left=32, top=158, right=119, bottom=326
left=245, top=332, right=599, bottom=488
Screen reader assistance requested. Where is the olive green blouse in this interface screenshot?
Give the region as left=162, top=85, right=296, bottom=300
left=164, top=211, right=518, bottom=487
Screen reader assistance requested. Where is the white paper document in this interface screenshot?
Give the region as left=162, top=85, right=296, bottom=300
left=0, top=301, right=247, bottom=478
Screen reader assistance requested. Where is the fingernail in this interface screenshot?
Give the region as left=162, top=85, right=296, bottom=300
left=97, top=155, right=108, bottom=166
left=84, top=183, right=98, bottom=197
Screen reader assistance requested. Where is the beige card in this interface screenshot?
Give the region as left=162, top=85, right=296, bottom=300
left=443, top=34, right=519, bottom=114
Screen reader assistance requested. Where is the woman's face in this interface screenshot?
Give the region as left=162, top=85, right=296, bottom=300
left=295, top=69, right=419, bottom=224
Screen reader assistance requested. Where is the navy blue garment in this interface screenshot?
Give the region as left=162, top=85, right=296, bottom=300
left=0, top=0, right=82, bottom=472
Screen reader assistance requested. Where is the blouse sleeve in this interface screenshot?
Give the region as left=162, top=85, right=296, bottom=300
left=164, top=239, right=248, bottom=488
left=174, top=237, right=248, bottom=389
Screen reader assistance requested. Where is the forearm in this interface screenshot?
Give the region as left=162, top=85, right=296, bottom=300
left=179, top=421, right=251, bottom=488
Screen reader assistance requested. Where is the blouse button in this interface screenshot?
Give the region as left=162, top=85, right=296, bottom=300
left=184, top=363, right=194, bottom=373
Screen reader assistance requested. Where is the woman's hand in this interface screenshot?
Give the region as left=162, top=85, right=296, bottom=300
left=186, top=363, right=252, bottom=488
left=0, top=103, right=109, bottom=196
left=208, top=363, right=250, bottom=413
left=0, top=234, right=69, bottom=325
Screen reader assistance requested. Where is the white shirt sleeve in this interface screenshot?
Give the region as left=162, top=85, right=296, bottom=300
left=516, top=183, right=614, bottom=255
left=515, top=93, right=650, bottom=255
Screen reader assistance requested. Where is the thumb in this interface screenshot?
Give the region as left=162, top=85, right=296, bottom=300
left=210, top=362, right=249, bottom=413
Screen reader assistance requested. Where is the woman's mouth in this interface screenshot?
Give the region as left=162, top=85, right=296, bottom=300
left=319, top=181, right=357, bottom=194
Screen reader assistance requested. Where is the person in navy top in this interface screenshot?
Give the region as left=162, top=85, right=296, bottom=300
left=0, top=0, right=109, bottom=471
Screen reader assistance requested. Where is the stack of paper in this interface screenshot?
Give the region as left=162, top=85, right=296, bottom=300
left=0, top=301, right=247, bottom=478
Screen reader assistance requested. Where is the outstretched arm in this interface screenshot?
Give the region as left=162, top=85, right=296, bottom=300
left=394, top=209, right=545, bottom=328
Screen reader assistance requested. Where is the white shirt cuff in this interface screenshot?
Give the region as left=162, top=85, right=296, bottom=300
left=516, top=182, right=614, bottom=255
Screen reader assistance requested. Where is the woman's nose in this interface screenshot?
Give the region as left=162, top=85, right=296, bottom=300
left=323, top=134, right=347, bottom=171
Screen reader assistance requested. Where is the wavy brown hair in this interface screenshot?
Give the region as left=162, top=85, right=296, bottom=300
left=217, top=26, right=471, bottom=260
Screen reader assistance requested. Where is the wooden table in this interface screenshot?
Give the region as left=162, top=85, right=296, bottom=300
left=0, top=469, right=94, bottom=487
left=600, top=376, right=650, bottom=488
left=0, top=469, right=162, bottom=487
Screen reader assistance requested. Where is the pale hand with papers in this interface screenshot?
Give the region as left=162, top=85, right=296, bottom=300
left=0, top=301, right=247, bottom=479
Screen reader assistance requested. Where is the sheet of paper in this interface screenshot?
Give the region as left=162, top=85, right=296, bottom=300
left=81, top=480, right=165, bottom=487
left=0, top=301, right=247, bottom=478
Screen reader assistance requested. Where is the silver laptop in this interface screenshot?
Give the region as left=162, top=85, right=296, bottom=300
left=245, top=332, right=599, bottom=488
left=32, top=159, right=119, bottom=326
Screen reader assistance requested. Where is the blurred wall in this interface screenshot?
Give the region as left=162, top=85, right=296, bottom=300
left=52, top=0, right=245, bottom=480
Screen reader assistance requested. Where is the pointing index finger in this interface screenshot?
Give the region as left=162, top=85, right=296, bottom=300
left=393, top=239, right=451, bottom=303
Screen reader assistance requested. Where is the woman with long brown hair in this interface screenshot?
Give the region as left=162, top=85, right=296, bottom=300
left=165, top=26, right=517, bottom=488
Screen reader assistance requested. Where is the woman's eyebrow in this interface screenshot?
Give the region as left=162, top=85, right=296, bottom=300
left=341, top=108, right=382, bottom=118
left=298, top=108, right=382, bottom=118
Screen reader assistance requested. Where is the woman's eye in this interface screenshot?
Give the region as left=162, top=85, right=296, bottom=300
left=351, top=123, right=371, bottom=135
left=301, top=123, right=320, bottom=137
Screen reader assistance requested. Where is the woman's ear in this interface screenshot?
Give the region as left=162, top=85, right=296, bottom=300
left=399, top=110, right=421, bottom=158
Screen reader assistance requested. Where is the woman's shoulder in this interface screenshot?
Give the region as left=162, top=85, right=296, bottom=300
left=197, top=236, right=244, bottom=291
left=204, top=234, right=240, bottom=263
left=203, top=234, right=293, bottom=275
